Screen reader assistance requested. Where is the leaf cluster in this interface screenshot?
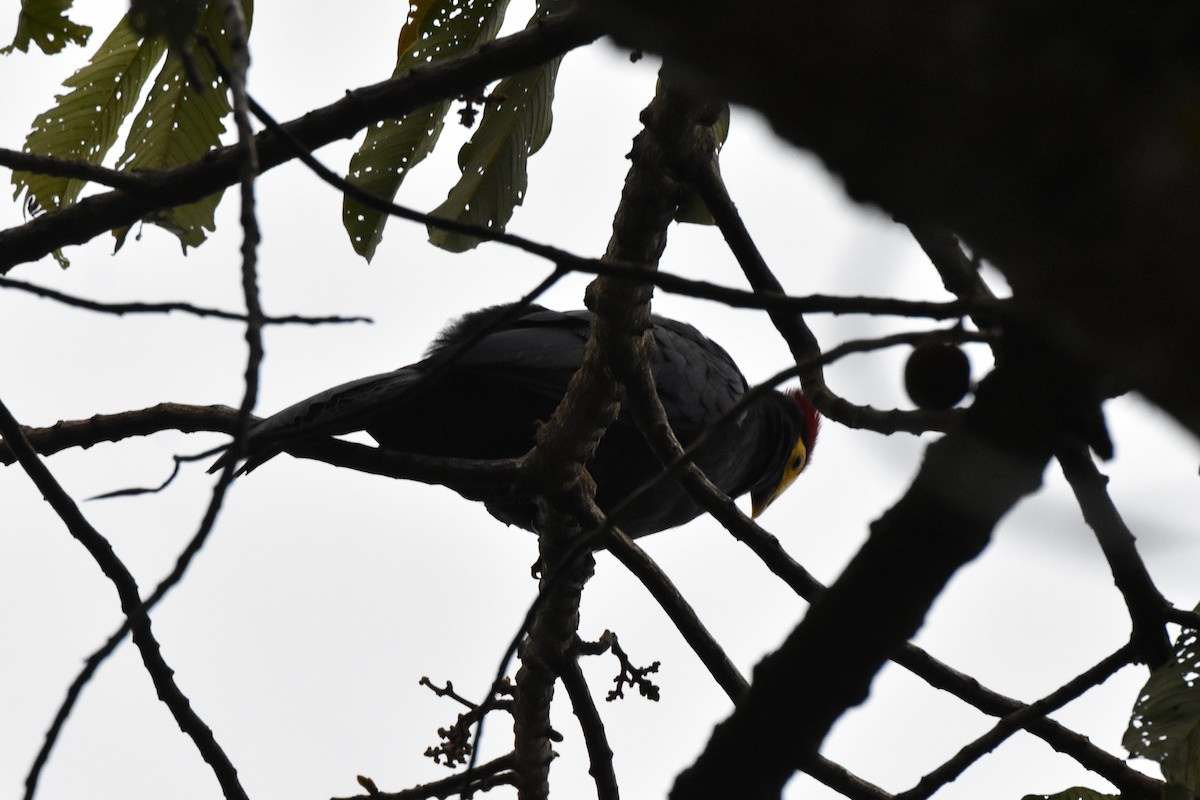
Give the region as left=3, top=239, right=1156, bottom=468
left=7, top=0, right=252, bottom=263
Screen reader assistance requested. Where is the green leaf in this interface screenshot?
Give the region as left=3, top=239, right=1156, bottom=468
left=426, top=0, right=569, bottom=253
left=113, top=0, right=254, bottom=252
left=12, top=16, right=165, bottom=217
left=1125, top=609, right=1200, bottom=795
left=1021, top=789, right=1118, bottom=800
left=342, top=0, right=510, bottom=262
left=427, top=57, right=561, bottom=252
left=3, top=0, right=92, bottom=55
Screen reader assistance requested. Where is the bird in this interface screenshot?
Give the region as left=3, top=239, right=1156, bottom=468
left=222, top=303, right=819, bottom=536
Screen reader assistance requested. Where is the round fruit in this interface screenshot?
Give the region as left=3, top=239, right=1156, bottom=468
left=905, top=344, right=971, bottom=409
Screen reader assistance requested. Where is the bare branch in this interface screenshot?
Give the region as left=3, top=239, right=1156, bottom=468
left=896, top=643, right=1137, bottom=800
left=694, top=156, right=958, bottom=435
left=0, top=397, right=250, bottom=800
left=559, top=657, right=619, bottom=800
left=0, top=146, right=155, bottom=193
left=1058, top=444, right=1171, bottom=666
left=804, top=756, right=895, bottom=800
left=613, top=369, right=1157, bottom=796
left=333, top=754, right=518, bottom=800
left=669, top=342, right=1093, bottom=800
left=605, top=530, right=746, bottom=700
left=0, top=275, right=370, bottom=324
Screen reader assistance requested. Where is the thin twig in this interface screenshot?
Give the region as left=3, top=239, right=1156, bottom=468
left=0, top=397, right=250, bottom=800
left=225, top=69, right=983, bottom=335
left=0, top=146, right=155, bottom=193
left=694, top=158, right=964, bottom=435
left=605, top=529, right=748, bottom=699
left=0, top=275, right=370, bottom=324
left=332, top=753, right=518, bottom=800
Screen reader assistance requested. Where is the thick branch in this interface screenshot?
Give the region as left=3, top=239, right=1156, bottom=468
left=505, top=68, right=727, bottom=799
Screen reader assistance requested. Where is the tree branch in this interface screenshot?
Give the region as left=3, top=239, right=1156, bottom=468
left=0, top=147, right=155, bottom=193
left=332, top=754, right=518, bottom=800
left=1057, top=444, right=1172, bottom=666
left=0, top=397, right=250, bottom=800
left=605, top=529, right=748, bottom=700
left=0, top=10, right=603, bottom=272
left=0, top=275, right=370, bottom=324
left=694, top=155, right=957, bottom=435
left=670, top=343, right=1085, bottom=800
left=559, top=656, right=619, bottom=800
left=896, top=643, right=1137, bottom=800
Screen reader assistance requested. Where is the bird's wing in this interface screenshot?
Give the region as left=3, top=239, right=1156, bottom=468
left=249, top=368, right=426, bottom=447
left=214, top=369, right=426, bottom=473
left=420, top=305, right=592, bottom=399
left=227, top=305, right=593, bottom=472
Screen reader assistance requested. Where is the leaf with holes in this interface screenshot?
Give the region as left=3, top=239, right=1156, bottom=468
left=427, top=54, right=561, bottom=253
left=12, top=16, right=164, bottom=214
left=342, top=0, right=510, bottom=262
left=3, top=0, right=92, bottom=55
left=1125, top=612, right=1200, bottom=795
left=113, top=0, right=254, bottom=253
left=426, top=1, right=568, bottom=253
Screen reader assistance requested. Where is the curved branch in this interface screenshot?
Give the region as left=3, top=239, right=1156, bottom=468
left=694, top=157, right=956, bottom=435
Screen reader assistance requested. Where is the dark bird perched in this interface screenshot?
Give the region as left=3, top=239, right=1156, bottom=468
left=223, top=304, right=819, bottom=536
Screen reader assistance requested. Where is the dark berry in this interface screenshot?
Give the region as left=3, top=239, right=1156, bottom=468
left=905, top=344, right=971, bottom=409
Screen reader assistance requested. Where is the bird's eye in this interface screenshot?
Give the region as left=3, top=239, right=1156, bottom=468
left=791, top=454, right=805, bottom=472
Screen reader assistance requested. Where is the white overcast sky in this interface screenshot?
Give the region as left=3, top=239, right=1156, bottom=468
left=3, top=3, right=1200, bottom=800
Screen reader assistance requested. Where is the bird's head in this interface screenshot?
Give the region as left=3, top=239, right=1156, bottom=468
left=751, top=388, right=820, bottom=518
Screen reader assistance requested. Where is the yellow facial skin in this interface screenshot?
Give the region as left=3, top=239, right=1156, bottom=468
left=751, top=437, right=808, bottom=518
